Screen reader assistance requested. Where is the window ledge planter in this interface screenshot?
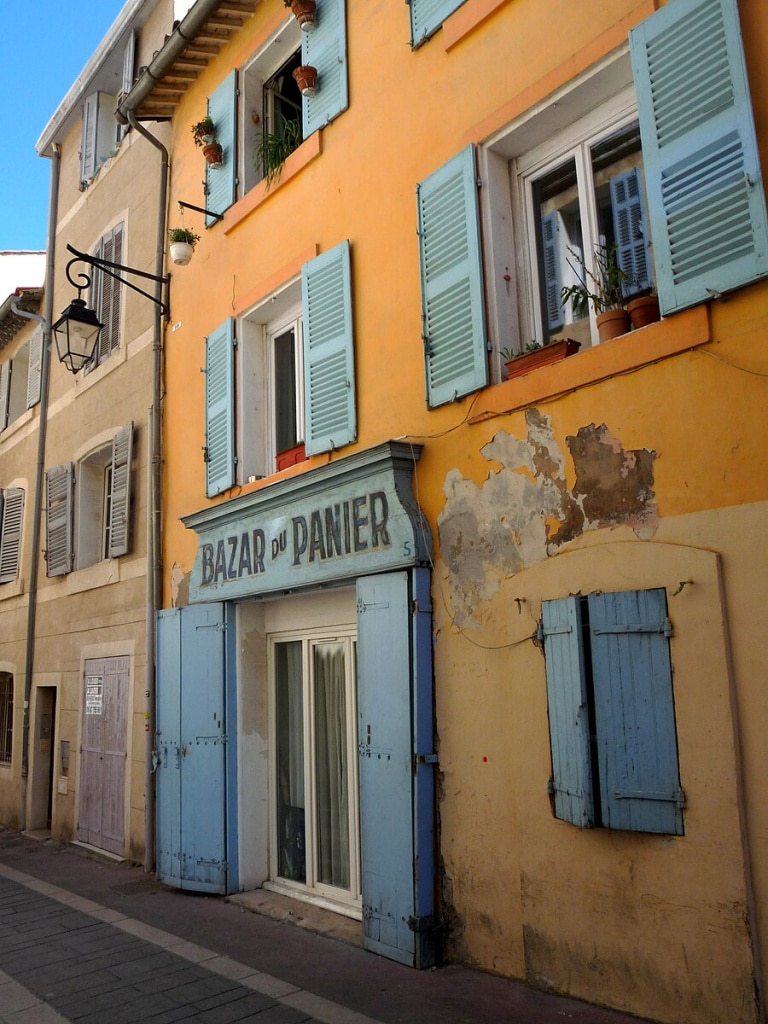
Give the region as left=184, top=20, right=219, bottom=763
left=504, top=338, right=580, bottom=380
left=276, top=443, right=307, bottom=471
left=627, top=294, right=661, bottom=330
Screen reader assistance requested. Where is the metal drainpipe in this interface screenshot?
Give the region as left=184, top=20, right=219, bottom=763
left=18, top=143, right=60, bottom=831
left=126, top=111, right=169, bottom=872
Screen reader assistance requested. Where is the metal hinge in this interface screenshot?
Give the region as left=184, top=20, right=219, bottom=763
left=414, top=753, right=438, bottom=768
left=407, top=914, right=435, bottom=933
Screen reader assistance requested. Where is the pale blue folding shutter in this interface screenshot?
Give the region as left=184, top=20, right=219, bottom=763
left=417, top=145, right=488, bottom=408
left=108, top=422, right=133, bottom=557
left=0, top=488, right=24, bottom=584
left=541, top=211, right=564, bottom=332
left=303, top=0, right=348, bottom=137
left=409, top=0, right=466, bottom=47
left=302, top=240, right=356, bottom=454
left=45, top=464, right=73, bottom=577
left=630, top=0, right=768, bottom=313
left=26, top=329, right=43, bottom=408
left=540, top=597, right=594, bottom=828
left=205, top=71, right=237, bottom=226
left=610, top=167, right=652, bottom=295
left=588, top=589, right=684, bottom=836
left=205, top=319, right=235, bottom=497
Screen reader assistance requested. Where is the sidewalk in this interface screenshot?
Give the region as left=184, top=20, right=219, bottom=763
left=0, top=828, right=652, bottom=1024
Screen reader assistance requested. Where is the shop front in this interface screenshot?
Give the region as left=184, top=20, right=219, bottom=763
left=155, top=442, right=437, bottom=967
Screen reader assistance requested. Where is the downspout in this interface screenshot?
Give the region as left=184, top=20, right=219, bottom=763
left=18, top=143, right=60, bottom=830
left=125, top=111, right=168, bottom=873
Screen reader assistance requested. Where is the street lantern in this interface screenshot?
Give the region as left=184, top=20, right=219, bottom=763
left=52, top=296, right=103, bottom=374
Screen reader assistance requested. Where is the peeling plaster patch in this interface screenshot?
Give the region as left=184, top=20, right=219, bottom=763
left=438, top=411, right=658, bottom=624
left=170, top=562, right=190, bottom=608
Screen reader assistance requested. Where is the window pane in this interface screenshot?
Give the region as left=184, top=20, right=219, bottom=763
left=0, top=673, right=13, bottom=764
left=276, top=641, right=305, bottom=882
left=274, top=328, right=298, bottom=455
left=313, top=642, right=350, bottom=890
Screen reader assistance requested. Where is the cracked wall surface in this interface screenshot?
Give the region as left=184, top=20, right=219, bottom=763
left=437, top=409, right=658, bottom=625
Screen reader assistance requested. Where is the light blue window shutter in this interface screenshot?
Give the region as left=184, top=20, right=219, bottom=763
left=0, top=488, right=24, bottom=583
left=26, top=329, right=43, bottom=408
left=108, top=422, right=133, bottom=557
left=409, top=0, right=466, bottom=47
left=0, top=361, right=9, bottom=430
left=205, top=319, right=235, bottom=496
left=302, top=240, right=356, bottom=454
left=45, top=464, right=73, bottom=577
left=417, top=146, right=488, bottom=408
left=610, top=167, right=652, bottom=296
left=630, top=0, right=768, bottom=313
left=205, top=71, right=237, bottom=226
left=541, top=211, right=564, bottom=332
left=588, top=589, right=684, bottom=836
left=302, top=0, right=348, bottom=136
left=541, top=597, right=594, bottom=828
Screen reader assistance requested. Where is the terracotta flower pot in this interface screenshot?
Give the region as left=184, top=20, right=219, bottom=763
left=203, top=142, right=223, bottom=167
left=276, top=443, right=307, bottom=471
left=504, top=338, right=580, bottom=380
left=289, top=0, right=316, bottom=31
left=627, top=294, right=661, bottom=329
left=596, top=308, right=631, bottom=343
left=293, top=65, right=318, bottom=97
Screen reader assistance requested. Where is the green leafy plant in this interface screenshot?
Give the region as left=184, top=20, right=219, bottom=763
left=500, top=340, right=544, bottom=362
left=255, top=119, right=302, bottom=188
left=168, top=227, right=200, bottom=245
left=191, top=116, right=215, bottom=147
left=560, top=243, right=629, bottom=316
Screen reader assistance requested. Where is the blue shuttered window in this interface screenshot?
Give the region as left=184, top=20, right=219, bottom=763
left=302, top=240, right=356, bottom=454
left=610, top=167, right=652, bottom=295
left=205, top=71, right=237, bottom=225
left=417, top=145, right=488, bottom=408
left=541, top=588, right=684, bottom=836
left=205, top=319, right=236, bottom=497
left=409, top=0, right=467, bottom=47
left=540, top=211, right=564, bottom=334
left=303, top=0, right=348, bottom=137
left=630, top=0, right=768, bottom=313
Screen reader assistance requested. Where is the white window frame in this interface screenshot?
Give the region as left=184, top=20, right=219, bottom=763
left=238, top=283, right=304, bottom=481
left=267, top=626, right=361, bottom=917
left=481, top=49, right=638, bottom=371
left=75, top=444, right=113, bottom=570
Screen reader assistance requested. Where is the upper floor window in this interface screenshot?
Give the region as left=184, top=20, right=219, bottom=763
left=44, top=424, right=134, bottom=577
left=79, top=33, right=135, bottom=186
left=0, top=488, right=24, bottom=584
left=202, top=0, right=349, bottom=223
left=409, top=0, right=467, bottom=46
left=89, top=223, right=124, bottom=368
left=0, top=329, right=43, bottom=432
left=205, top=242, right=355, bottom=496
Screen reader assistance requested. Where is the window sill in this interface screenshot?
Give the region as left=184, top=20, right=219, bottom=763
left=66, top=559, right=120, bottom=595
left=224, top=131, right=322, bottom=235
left=0, top=578, right=24, bottom=601
left=443, top=0, right=512, bottom=50
left=470, top=304, right=710, bottom=423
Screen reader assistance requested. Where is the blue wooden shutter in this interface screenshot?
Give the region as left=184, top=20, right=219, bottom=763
left=417, top=146, right=488, bottom=408
left=630, top=0, right=768, bottom=313
left=45, top=463, right=73, bottom=577
left=302, top=240, right=356, bottom=454
left=588, top=589, right=684, bottom=836
left=409, top=0, right=466, bottom=47
left=108, top=422, right=133, bottom=558
left=540, top=597, right=594, bottom=828
left=541, top=211, right=564, bottom=332
left=156, top=603, right=238, bottom=894
left=302, top=0, right=348, bottom=136
left=357, top=570, right=436, bottom=968
left=610, top=167, right=652, bottom=295
left=205, top=71, right=237, bottom=225
left=205, top=318, right=236, bottom=496
left=0, top=488, right=24, bottom=584
left=26, top=328, right=43, bottom=409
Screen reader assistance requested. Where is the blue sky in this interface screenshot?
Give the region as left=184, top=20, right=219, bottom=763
left=0, top=1, right=127, bottom=251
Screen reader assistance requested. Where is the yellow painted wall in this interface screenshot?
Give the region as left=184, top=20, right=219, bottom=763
left=159, top=0, right=768, bottom=1020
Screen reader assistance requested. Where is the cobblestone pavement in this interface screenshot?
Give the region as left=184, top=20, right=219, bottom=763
left=0, top=829, right=652, bottom=1024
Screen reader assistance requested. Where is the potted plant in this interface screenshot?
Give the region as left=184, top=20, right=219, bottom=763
left=627, top=289, right=661, bottom=329
left=502, top=339, right=580, bottom=380
left=276, top=442, right=307, bottom=471
left=168, top=227, right=200, bottom=266
left=293, top=64, right=318, bottom=97
left=561, top=244, right=631, bottom=342
left=284, top=0, right=317, bottom=31
left=191, top=115, right=215, bottom=147
left=255, top=119, right=302, bottom=188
